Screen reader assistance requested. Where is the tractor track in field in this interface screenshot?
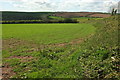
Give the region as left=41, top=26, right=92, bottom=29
left=2, top=33, right=94, bottom=50
left=2, top=38, right=84, bottom=50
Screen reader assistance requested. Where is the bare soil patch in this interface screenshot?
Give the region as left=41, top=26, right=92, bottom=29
left=8, top=55, right=33, bottom=59
left=2, top=56, right=35, bottom=79
left=53, top=12, right=111, bottom=18
left=2, top=38, right=38, bottom=50
left=53, top=12, right=95, bottom=18
left=2, top=64, right=16, bottom=79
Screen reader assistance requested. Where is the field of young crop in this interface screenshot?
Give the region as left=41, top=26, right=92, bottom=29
left=2, top=15, right=119, bottom=79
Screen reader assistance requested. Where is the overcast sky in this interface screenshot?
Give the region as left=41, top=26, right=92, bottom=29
left=0, top=0, right=119, bottom=12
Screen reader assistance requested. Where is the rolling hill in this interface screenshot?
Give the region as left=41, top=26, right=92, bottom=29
left=1, top=11, right=111, bottom=21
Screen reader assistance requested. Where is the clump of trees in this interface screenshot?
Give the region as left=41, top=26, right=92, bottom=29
left=111, top=8, right=117, bottom=15
left=57, top=18, right=78, bottom=23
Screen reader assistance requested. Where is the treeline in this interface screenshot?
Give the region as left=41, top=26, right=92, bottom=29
left=1, top=11, right=79, bottom=24
left=2, top=18, right=78, bottom=24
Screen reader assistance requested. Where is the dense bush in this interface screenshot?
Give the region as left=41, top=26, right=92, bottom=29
left=75, top=15, right=119, bottom=78
left=63, top=18, right=78, bottom=23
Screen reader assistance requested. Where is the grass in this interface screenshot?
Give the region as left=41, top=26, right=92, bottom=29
left=2, top=23, right=95, bottom=44
left=72, top=17, right=104, bottom=23
left=2, top=16, right=119, bottom=79
left=2, top=23, right=95, bottom=78
left=48, top=16, right=64, bottom=20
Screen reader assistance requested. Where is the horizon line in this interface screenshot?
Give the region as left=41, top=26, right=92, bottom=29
left=0, top=11, right=110, bottom=13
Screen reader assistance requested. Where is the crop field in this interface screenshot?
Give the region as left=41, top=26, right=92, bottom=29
left=2, top=15, right=119, bottom=79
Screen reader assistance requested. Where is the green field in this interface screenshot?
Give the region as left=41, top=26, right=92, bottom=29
left=2, top=23, right=96, bottom=78
left=3, top=24, right=95, bottom=44
left=2, top=16, right=119, bottom=79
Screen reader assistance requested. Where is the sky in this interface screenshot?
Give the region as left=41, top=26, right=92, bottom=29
left=0, top=0, right=119, bottom=12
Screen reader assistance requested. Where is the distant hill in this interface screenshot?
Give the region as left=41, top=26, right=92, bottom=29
left=1, top=11, right=111, bottom=21
left=1, top=11, right=54, bottom=21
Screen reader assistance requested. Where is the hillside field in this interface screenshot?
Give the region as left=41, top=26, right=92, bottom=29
left=2, top=23, right=95, bottom=78
left=2, top=15, right=119, bottom=79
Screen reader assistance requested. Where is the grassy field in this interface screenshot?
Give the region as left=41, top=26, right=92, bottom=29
left=2, top=16, right=119, bottom=79
left=2, top=23, right=95, bottom=78
left=3, top=24, right=95, bottom=44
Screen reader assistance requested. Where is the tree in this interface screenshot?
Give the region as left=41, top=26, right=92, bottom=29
left=111, top=8, right=115, bottom=15
left=111, top=8, right=117, bottom=15
left=114, top=9, right=117, bottom=15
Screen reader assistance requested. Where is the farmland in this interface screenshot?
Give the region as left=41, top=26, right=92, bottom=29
left=2, top=23, right=96, bottom=78
left=2, top=24, right=95, bottom=44
left=2, top=12, right=119, bottom=79
left=1, top=11, right=111, bottom=24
